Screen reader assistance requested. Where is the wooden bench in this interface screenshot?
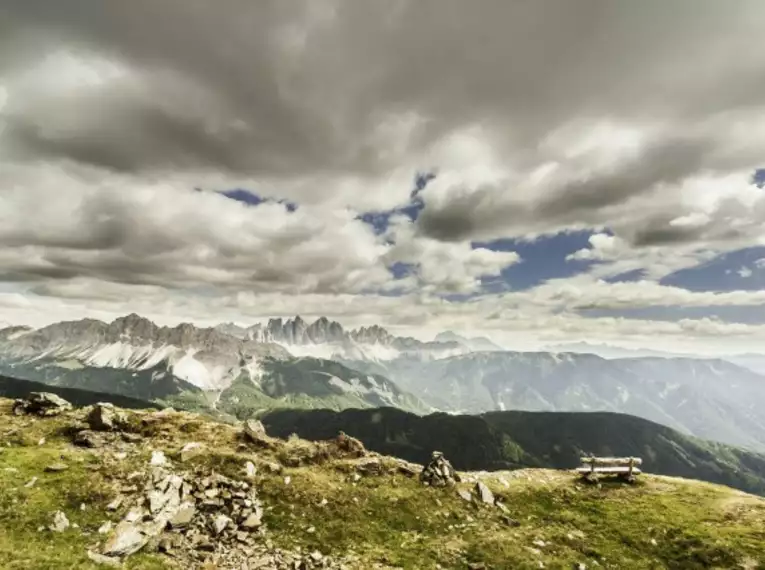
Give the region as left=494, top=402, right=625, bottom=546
left=576, top=456, right=642, bottom=483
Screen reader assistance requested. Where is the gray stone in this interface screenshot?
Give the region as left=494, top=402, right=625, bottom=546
left=106, top=497, right=123, bottom=511
left=15, top=392, right=72, bottom=416
left=87, top=403, right=127, bottom=432
left=169, top=503, right=196, bottom=528
left=240, top=511, right=263, bottom=530
left=149, top=450, right=167, bottom=466
left=457, top=489, right=473, bottom=502
left=49, top=510, right=70, bottom=532
left=475, top=482, right=495, bottom=505
left=45, top=463, right=69, bottom=472
left=179, top=442, right=205, bottom=462
left=74, top=430, right=108, bottom=448
left=102, top=522, right=148, bottom=557
left=213, top=514, right=232, bottom=535
left=87, top=550, right=122, bottom=567
left=243, top=419, right=269, bottom=445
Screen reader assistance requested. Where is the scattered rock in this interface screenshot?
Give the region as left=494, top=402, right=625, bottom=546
left=179, top=442, right=205, bottom=462
left=212, top=514, right=232, bottom=535
left=102, top=521, right=148, bottom=557
left=45, top=463, right=69, bottom=473
left=74, top=430, right=109, bottom=448
left=87, top=403, right=128, bottom=432
left=420, top=451, right=459, bottom=487
left=475, top=481, right=495, bottom=505
left=13, top=393, right=72, bottom=416
left=107, top=497, right=124, bottom=511
left=240, top=512, right=262, bottom=530
left=356, top=458, right=384, bottom=476
left=573, top=563, right=587, bottom=570
left=169, top=503, right=196, bottom=528
left=24, top=477, right=38, bottom=488
left=284, top=475, right=291, bottom=485
left=38, top=437, right=46, bottom=446
left=121, top=433, right=143, bottom=444
left=49, top=510, right=70, bottom=532
left=243, top=419, right=269, bottom=446
left=335, top=431, right=366, bottom=457
left=150, top=450, right=167, bottom=466
left=457, top=489, right=473, bottom=502
left=244, top=461, right=257, bottom=478
left=87, top=550, right=122, bottom=567
left=98, top=521, right=114, bottom=534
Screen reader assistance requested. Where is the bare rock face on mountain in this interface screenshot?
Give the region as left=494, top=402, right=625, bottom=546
left=13, top=392, right=72, bottom=416
left=0, top=314, right=291, bottom=392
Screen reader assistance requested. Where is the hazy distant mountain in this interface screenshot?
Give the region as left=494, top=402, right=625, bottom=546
left=215, top=316, right=466, bottom=361
left=434, top=331, right=504, bottom=352
left=544, top=341, right=691, bottom=359
left=341, top=351, right=765, bottom=452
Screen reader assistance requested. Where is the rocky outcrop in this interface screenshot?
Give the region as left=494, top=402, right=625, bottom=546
left=87, top=403, right=129, bottom=431
left=13, top=392, right=72, bottom=416
left=420, top=451, right=460, bottom=487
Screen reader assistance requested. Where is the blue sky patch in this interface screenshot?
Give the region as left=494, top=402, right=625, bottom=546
left=660, top=246, right=765, bottom=292
left=473, top=230, right=599, bottom=290
left=753, top=168, right=765, bottom=188
left=220, top=188, right=298, bottom=212
left=358, top=171, right=434, bottom=234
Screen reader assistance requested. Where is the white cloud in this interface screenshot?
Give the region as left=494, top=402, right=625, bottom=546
left=738, top=266, right=753, bottom=278
left=2, top=1, right=765, bottom=353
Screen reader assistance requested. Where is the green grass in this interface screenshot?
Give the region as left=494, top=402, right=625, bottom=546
left=0, top=446, right=170, bottom=570
left=2, top=400, right=765, bottom=569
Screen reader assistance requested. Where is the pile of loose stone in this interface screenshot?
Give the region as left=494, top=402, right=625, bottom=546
left=11, top=394, right=521, bottom=569
left=420, top=451, right=461, bottom=487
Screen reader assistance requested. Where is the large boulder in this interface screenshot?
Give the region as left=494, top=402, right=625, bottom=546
left=243, top=419, right=271, bottom=446
left=87, top=403, right=129, bottom=431
left=13, top=393, right=72, bottom=417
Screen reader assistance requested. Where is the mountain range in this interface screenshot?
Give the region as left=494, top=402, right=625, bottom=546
left=0, top=314, right=428, bottom=414
left=341, top=351, right=765, bottom=451
left=3, top=313, right=765, bottom=453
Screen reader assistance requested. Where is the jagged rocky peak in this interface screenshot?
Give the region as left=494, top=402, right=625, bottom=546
left=351, top=324, right=394, bottom=345
left=306, top=316, right=346, bottom=344
left=108, top=313, right=158, bottom=341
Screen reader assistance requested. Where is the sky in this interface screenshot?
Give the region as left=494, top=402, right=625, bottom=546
left=2, top=0, right=765, bottom=354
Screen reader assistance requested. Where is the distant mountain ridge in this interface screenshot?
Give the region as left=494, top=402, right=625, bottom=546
left=341, top=350, right=765, bottom=452
left=215, top=316, right=467, bottom=361
left=262, top=406, right=765, bottom=496
left=0, top=315, right=428, bottom=415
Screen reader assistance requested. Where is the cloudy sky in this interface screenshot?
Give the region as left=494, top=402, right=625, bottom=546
left=2, top=0, right=765, bottom=353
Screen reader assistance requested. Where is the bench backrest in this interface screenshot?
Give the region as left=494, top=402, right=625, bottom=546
left=579, top=457, right=642, bottom=467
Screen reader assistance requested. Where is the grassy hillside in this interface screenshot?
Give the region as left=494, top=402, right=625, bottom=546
left=2, top=398, right=765, bottom=569
left=261, top=407, right=765, bottom=496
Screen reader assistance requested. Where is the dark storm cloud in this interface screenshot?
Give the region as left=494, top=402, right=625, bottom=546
left=3, top=0, right=764, bottom=183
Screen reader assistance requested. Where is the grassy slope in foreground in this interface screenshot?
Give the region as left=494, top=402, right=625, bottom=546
left=261, top=407, right=765, bottom=496
left=1, top=399, right=765, bottom=569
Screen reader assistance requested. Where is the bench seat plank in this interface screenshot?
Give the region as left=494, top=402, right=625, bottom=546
left=576, top=466, right=642, bottom=474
